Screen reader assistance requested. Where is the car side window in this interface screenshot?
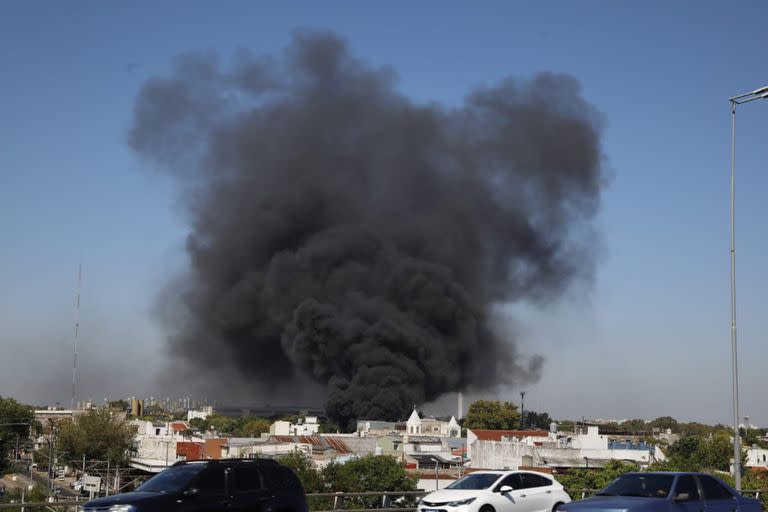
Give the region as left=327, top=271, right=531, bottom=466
left=674, top=476, right=700, bottom=501
left=263, top=467, right=304, bottom=495
left=234, top=467, right=263, bottom=492
left=698, top=476, right=734, bottom=501
left=195, top=467, right=226, bottom=496
left=495, top=474, right=523, bottom=491
left=520, top=473, right=552, bottom=489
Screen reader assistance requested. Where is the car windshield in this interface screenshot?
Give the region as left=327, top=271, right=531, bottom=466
left=446, top=473, right=501, bottom=490
left=136, top=464, right=205, bottom=493
left=597, top=475, right=674, bottom=498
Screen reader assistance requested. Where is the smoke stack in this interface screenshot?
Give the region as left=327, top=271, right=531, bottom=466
left=458, top=392, right=464, bottom=420
left=130, top=31, right=604, bottom=430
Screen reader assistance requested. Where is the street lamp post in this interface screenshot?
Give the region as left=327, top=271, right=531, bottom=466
left=728, top=85, right=767, bottom=491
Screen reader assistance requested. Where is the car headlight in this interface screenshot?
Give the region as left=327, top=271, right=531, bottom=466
left=447, top=498, right=476, bottom=507
left=108, top=505, right=137, bottom=512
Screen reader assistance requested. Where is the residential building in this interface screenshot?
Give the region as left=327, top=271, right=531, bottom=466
left=468, top=426, right=665, bottom=470
left=269, top=416, right=320, bottom=436
left=356, top=420, right=398, bottom=437
left=746, top=446, right=768, bottom=470
left=187, top=406, right=213, bottom=422
left=404, top=409, right=461, bottom=438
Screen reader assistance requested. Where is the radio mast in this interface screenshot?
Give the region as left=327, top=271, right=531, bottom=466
left=71, top=264, right=82, bottom=411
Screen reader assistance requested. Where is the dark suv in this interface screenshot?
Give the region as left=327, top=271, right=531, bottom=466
left=82, top=458, right=308, bottom=512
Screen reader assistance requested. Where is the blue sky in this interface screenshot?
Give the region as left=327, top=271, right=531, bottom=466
left=1, top=1, right=766, bottom=424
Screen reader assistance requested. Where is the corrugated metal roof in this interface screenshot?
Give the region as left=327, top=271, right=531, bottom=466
left=325, top=436, right=352, bottom=454
left=267, top=435, right=351, bottom=454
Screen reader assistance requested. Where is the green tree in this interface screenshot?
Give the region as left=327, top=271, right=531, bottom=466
left=618, top=418, right=649, bottom=433
left=322, top=455, right=417, bottom=509
left=1, top=483, right=48, bottom=506
left=720, top=471, right=768, bottom=509
left=677, top=422, right=718, bottom=437
left=205, top=415, right=237, bottom=433
left=556, top=460, right=639, bottom=499
left=523, top=411, right=552, bottom=430
left=235, top=418, right=271, bottom=437
left=661, top=433, right=745, bottom=472
left=649, top=416, right=678, bottom=432
left=463, top=400, right=520, bottom=430
left=276, top=450, right=324, bottom=493
left=0, top=396, right=35, bottom=473
left=188, top=417, right=208, bottom=430
left=56, top=409, right=133, bottom=466
left=742, top=428, right=768, bottom=449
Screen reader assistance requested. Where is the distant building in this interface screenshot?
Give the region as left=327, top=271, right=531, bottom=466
left=269, top=416, right=320, bottom=436
left=130, top=399, right=144, bottom=417
left=468, top=426, right=665, bottom=470
left=404, top=408, right=460, bottom=438
left=357, top=420, right=398, bottom=437
left=34, top=408, right=78, bottom=424
left=129, top=420, right=210, bottom=473
left=746, top=446, right=768, bottom=470
left=187, top=406, right=213, bottom=422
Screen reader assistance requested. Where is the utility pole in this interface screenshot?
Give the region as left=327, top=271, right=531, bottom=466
left=727, top=84, right=768, bottom=490
left=519, top=391, right=526, bottom=429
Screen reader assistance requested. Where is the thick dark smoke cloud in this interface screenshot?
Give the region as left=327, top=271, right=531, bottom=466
left=130, top=31, right=603, bottom=429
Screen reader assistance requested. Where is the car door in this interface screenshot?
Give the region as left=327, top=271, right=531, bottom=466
left=230, top=465, right=272, bottom=512
left=698, top=475, right=738, bottom=512
left=185, top=465, right=230, bottom=512
left=489, top=473, right=537, bottom=512
left=672, top=475, right=705, bottom=512
left=519, top=473, right=556, bottom=512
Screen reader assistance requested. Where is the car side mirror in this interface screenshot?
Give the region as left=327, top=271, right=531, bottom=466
left=673, top=493, right=689, bottom=502
left=183, top=488, right=200, bottom=497
left=498, top=485, right=514, bottom=494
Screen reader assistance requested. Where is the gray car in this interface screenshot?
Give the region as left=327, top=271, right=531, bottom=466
left=558, top=472, right=761, bottom=512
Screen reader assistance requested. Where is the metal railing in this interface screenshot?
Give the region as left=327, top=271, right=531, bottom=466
left=2, top=489, right=764, bottom=512
left=0, top=502, right=80, bottom=511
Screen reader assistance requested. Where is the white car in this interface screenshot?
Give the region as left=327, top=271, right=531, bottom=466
left=418, top=471, right=571, bottom=512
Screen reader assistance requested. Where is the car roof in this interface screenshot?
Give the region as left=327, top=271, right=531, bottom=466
left=171, top=458, right=280, bottom=467
left=468, top=470, right=552, bottom=477
left=621, top=472, right=717, bottom=476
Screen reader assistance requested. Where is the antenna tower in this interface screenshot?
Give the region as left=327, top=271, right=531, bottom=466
left=71, top=264, right=81, bottom=411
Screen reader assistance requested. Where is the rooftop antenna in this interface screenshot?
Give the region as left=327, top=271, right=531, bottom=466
left=71, top=264, right=82, bottom=411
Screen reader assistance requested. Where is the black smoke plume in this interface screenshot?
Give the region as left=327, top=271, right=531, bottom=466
left=130, top=31, right=603, bottom=429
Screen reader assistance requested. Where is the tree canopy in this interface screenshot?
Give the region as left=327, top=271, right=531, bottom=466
left=277, top=451, right=417, bottom=510
left=56, top=409, right=133, bottom=466
left=0, top=396, right=35, bottom=473
left=463, top=400, right=520, bottom=430
left=523, top=410, right=552, bottom=430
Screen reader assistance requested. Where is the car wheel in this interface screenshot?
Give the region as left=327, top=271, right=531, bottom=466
left=480, top=505, right=496, bottom=512
left=552, top=502, right=564, bottom=512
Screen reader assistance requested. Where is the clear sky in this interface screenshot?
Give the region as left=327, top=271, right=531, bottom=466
left=1, top=1, right=766, bottom=424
